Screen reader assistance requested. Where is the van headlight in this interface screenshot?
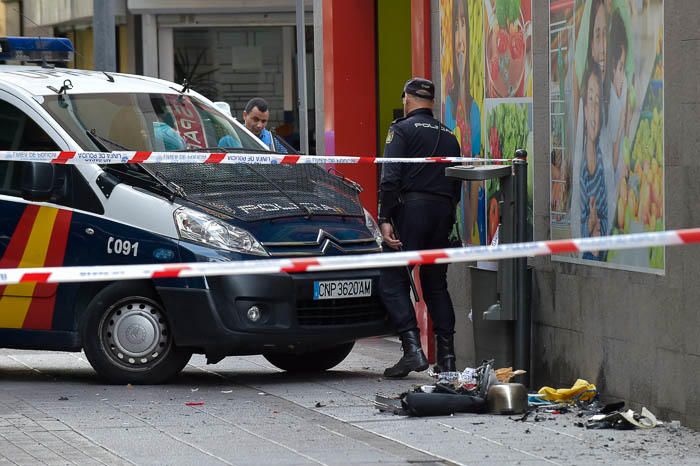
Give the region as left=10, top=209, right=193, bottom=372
left=364, top=209, right=383, bottom=247
left=174, top=207, right=267, bottom=256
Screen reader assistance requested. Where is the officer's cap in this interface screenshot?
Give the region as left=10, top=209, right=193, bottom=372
left=401, top=77, right=435, bottom=100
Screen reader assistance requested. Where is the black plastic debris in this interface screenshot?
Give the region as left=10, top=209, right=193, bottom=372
left=586, top=407, right=659, bottom=430
left=402, top=392, right=487, bottom=417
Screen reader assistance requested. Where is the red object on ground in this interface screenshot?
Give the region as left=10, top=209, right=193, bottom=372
left=185, top=401, right=205, bottom=406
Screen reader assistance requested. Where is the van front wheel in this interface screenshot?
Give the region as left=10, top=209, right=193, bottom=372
left=82, top=283, right=192, bottom=384
left=263, top=342, right=355, bottom=373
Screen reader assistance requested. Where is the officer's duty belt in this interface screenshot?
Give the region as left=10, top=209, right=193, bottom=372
left=402, top=192, right=453, bottom=204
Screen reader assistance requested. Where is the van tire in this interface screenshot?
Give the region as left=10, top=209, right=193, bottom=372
left=82, top=283, right=192, bottom=384
left=263, top=342, right=355, bottom=373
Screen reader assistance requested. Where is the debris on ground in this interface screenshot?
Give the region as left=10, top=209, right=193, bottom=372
left=585, top=407, right=660, bottom=430
left=375, top=360, right=526, bottom=417
left=185, top=401, right=205, bottom=407
left=537, top=379, right=597, bottom=402
left=668, top=420, right=681, bottom=431
left=495, top=367, right=527, bottom=383
left=377, top=364, right=670, bottom=435
left=487, top=383, right=528, bottom=415
left=519, top=382, right=664, bottom=432
left=374, top=395, right=405, bottom=415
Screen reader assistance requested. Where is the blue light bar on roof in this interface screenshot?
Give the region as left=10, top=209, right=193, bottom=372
left=0, top=37, right=74, bottom=62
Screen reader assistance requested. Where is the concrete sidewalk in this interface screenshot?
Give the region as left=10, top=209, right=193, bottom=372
left=0, top=338, right=699, bottom=465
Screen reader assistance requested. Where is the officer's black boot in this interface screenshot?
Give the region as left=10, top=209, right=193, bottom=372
left=383, top=329, right=429, bottom=378
left=433, top=334, right=456, bottom=373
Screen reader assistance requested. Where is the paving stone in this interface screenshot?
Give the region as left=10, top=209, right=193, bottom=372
left=0, top=342, right=699, bottom=465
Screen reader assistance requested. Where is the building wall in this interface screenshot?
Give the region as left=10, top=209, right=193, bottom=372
left=127, top=0, right=312, bottom=15
left=118, top=24, right=129, bottom=72
left=21, top=0, right=126, bottom=26
left=62, top=27, right=127, bottom=72
left=528, top=0, right=700, bottom=429
left=377, top=0, right=411, bottom=154
left=70, top=29, right=94, bottom=70
left=321, top=0, right=378, bottom=215
left=0, top=2, right=6, bottom=36
left=432, top=1, right=700, bottom=427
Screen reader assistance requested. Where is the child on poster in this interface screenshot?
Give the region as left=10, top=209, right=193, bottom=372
left=580, top=64, right=608, bottom=261
left=604, top=9, right=629, bottom=232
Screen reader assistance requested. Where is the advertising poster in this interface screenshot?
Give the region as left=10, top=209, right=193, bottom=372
left=440, top=0, right=534, bottom=246
left=549, top=0, right=664, bottom=273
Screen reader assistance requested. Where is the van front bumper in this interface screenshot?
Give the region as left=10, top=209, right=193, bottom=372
left=156, top=269, right=392, bottom=358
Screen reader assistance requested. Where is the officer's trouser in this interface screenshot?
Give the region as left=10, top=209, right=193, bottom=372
left=379, top=198, right=456, bottom=336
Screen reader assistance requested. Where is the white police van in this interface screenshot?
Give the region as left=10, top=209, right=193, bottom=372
left=0, top=37, right=389, bottom=383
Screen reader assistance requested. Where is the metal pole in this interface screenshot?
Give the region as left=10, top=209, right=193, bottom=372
left=512, top=152, right=530, bottom=387
left=93, top=0, right=117, bottom=72
left=295, top=0, right=310, bottom=154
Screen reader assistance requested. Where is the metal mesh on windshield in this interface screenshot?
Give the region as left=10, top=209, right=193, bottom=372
left=152, top=164, right=364, bottom=221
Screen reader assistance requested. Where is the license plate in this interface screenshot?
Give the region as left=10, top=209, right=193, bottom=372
left=313, top=279, right=372, bottom=300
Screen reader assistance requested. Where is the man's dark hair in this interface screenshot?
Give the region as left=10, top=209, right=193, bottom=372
left=245, top=97, right=269, bottom=114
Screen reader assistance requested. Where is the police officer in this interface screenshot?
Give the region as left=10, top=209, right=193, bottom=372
left=378, top=77, right=462, bottom=378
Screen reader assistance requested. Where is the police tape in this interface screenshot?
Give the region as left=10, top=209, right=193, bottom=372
left=0, top=228, right=698, bottom=286
left=0, top=150, right=513, bottom=165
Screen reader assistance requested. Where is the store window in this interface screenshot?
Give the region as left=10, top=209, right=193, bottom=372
left=173, top=26, right=315, bottom=153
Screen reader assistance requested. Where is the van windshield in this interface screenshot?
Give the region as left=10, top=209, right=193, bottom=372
left=41, top=93, right=262, bottom=151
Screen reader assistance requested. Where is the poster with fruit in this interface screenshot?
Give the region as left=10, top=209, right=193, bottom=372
left=548, top=0, right=664, bottom=273
left=483, top=100, right=534, bottom=242
left=440, top=0, right=533, bottom=246
left=485, top=0, right=533, bottom=98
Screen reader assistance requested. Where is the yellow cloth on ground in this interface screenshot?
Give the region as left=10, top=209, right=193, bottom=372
left=538, top=379, right=597, bottom=402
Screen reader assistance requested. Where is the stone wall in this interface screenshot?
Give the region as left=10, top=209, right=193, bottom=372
left=529, top=0, right=700, bottom=428
left=439, top=0, right=700, bottom=428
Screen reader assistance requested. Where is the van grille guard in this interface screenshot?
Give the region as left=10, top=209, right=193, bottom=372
left=150, top=164, right=364, bottom=222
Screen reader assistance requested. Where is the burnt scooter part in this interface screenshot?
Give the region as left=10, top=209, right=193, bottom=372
left=375, top=360, right=498, bottom=417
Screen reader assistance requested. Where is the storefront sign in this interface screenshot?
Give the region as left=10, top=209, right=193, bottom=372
left=165, top=95, right=207, bottom=149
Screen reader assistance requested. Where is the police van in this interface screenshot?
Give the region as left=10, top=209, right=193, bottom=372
left=0, top=37, right=390, bottom=383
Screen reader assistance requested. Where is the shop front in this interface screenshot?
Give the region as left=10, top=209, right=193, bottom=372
left=128, top=0, right=314, bottom=153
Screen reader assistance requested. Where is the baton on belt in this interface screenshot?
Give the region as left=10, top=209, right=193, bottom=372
left=389, top=218, right=420, bottom=303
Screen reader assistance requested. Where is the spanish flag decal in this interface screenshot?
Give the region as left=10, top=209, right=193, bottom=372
left=0, top=205, right=72, bottom=329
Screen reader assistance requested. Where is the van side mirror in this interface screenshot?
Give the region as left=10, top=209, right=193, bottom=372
left=21, top=162, right=56, bottom=202
left=214, top=101, right=232, bottom=117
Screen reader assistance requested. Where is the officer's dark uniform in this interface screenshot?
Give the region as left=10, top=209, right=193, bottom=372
left=378, top=78, right=461, bottom=378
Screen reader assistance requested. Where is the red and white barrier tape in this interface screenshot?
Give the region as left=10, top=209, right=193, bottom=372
left=0, top=151, right=513, bottom=165
left=0, top=228, right=697, bottom=286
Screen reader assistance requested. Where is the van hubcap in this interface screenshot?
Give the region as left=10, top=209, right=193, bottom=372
left=101, top=300, right=170, bottom=368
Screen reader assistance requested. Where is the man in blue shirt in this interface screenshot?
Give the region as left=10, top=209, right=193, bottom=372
left=241, top=98, right=289, bottom=154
